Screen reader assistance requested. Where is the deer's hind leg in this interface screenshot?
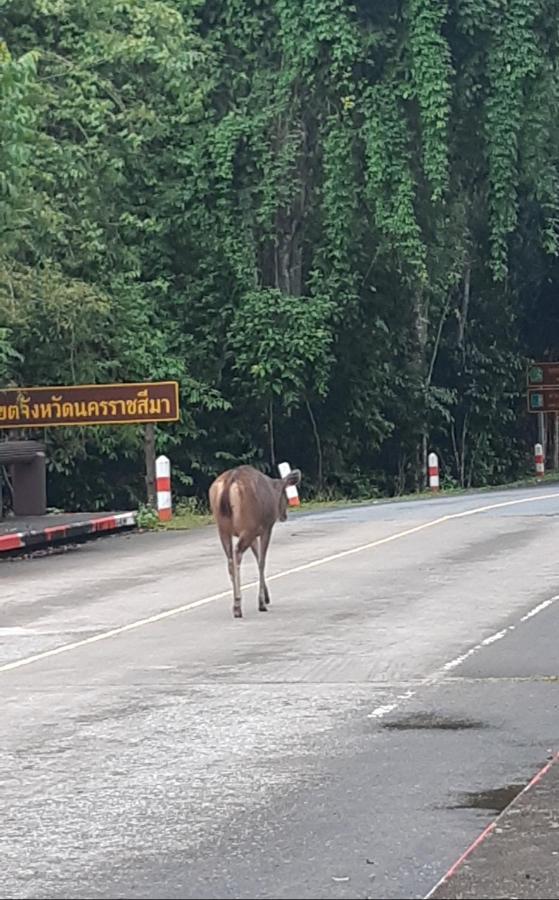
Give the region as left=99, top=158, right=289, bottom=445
left=251, top=540, right=270, bottom=611
left=251, top=538, right=270, bottom=612
left=251, top=529, right=272, bottom=612
left=218, top=528, right=242, bottom=618
left=218, top=529, right=260, bottom=618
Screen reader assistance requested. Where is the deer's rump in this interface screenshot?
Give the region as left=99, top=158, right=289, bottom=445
left=211, top=469, right=278, bottom=535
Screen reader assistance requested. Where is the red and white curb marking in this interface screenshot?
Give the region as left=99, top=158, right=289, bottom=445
left=0, top=511, right=137, bottom=554
left=424, top=751, right=559, bottom=898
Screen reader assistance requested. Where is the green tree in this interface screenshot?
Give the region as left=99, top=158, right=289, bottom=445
left=2, top=0, right=559, bottom=509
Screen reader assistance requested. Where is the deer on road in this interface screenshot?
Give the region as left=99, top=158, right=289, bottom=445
left=209, top=465, right=302, bottom=618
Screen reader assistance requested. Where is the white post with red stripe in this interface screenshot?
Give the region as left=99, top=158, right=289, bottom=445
left=535, top=442, right=545, bottom=480
left=155, top=454, right=172, bottom=521
left=428, top=452, right=440, bottom=492
left=278, top=460, right=300, bottom=507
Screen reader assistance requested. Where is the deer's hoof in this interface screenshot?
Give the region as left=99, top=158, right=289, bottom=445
left=233, top=607, right=243, bottom=619
left=258, top=602, right=268, bottom=612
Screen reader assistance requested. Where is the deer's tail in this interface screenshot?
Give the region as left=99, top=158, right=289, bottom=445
left=218, top=472, right=236, bottom=518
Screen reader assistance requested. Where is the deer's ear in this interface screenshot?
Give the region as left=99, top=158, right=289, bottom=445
left=284, top=468, right=301, bottom=487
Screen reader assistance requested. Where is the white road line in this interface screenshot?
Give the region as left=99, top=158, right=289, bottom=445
left=480, top=628, right=509, bottom=646
left=368, top=592, right=559, bottom=720
left=438, top=626, right=516, bottom=676
left=439, top=646, right=481, bottom=673
left=520, top=596, right=558, bottom=621
left=369, top=703, right=399, bottom=719
left=2, top=490, right=559, bottom=677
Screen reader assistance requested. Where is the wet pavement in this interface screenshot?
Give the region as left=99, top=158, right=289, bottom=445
left=430, top=756, right=559, bottom=899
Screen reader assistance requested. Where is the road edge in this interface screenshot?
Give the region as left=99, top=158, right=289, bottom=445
left=0, top=511, right=137, bottom=555
left=424, top=752, right=559, bottom=898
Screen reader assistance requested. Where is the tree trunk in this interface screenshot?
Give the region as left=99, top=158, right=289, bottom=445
left=397, top=453, right=407, bottom=496
left=305, top=398, right=323, bottom=491
left=274, top=160, right=306, bottom=294
left=268, top=398, right=276, bottom=469
left=458, top=261, right=471, bottom=358
left=460, top=414, right=468, bottom=487
left=412, top=290, right=429, bottom=491
left=144, top=424, right=156, bottom=507
left=450, top=414, right=469, bottom=487
left=259, top=109, right=307, bottom=296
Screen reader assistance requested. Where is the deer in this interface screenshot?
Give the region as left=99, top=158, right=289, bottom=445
left=209, top=465, right=302, bottom=618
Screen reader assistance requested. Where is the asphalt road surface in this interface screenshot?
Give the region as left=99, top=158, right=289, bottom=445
left=2, top=486, right=559, bottom=899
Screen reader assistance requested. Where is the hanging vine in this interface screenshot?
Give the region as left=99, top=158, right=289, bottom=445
left=484, top=0, right=540, bottom=280
left=363, top=81, right=427, bottom=286
left=406, top=0, right=452, bottom=202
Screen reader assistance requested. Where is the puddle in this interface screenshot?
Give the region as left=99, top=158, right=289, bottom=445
left=450, top=783, right=525, bottom=813
left=381, top=712, right=487, bottom=731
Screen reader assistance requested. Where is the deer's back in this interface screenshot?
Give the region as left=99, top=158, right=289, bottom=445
left=210, top=466, right=278, bottom=536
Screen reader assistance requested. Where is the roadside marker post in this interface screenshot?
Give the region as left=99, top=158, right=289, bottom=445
left=156, top=455, right=172, bottom=521
left=535, top=443, right=545, bottom=480
left=428, top=452, right=440, bottom=493
left=278, top=461, right=300, bottom=507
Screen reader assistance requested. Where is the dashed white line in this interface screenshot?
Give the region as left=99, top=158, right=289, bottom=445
left=480, top=628, right=509, bottom=646
left=440, top=647, right=479, bottom=673
left=369, top=703, right=399, bottom=719
left=520, top=595, right=559, bottom=621
left=369, top=592, right=559, bottom=720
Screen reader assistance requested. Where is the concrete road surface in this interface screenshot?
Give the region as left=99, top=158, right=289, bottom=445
left=1, top=486, right=559, bottom=899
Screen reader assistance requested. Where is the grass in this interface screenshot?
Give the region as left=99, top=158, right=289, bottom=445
left=164, top=510, right=213, bottom=531
left=156, top=470, right=559, bottom=531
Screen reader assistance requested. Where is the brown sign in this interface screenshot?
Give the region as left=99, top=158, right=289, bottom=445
left=527, top=388, right=559, bottom=413
left=0, top=381, right=179, bottom=428
left=527, top=363, right=559, bottom=388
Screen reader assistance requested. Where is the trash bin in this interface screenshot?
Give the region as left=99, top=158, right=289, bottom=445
left=0, top=440, right=47, bottom=517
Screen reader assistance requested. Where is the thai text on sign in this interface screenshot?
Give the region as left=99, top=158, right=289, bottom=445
left=0, top=382, right=179, bottom=428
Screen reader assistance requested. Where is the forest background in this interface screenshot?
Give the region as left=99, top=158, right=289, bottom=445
left=1, top=0, right=558, bottom=511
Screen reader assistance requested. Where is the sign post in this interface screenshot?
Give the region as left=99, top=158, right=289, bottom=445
left=538, top=411, right=546, bottom=461
left=525, top=364, right=559, bottom=467
left=144, top=423, right=157, bottom=508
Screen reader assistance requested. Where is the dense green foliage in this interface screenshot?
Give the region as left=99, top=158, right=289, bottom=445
left=1, top=0, right=559, bottom=509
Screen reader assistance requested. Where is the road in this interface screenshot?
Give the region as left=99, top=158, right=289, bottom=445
left=1, top=486, right=559, bottom=899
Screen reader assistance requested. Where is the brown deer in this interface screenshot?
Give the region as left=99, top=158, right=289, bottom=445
left=209, top=465, right=302, bottom=618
